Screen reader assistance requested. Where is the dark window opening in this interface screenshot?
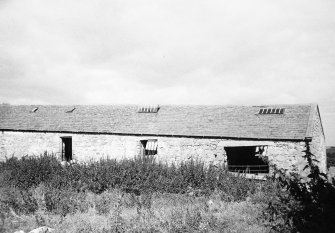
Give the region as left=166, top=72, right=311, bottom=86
left=61, top=137, right=72, bottom=161
left=225, top=146, right=269, bottom=174
left=140, top=139, right=158, bottom=155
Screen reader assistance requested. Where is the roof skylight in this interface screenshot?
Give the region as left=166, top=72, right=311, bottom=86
left=66, top=107, right=76, bottom=113
left=259, top=108, right=285, bottom=114
left=137, top=105, right=160, bottom=113
left=31, top=107, right=38, bottom=113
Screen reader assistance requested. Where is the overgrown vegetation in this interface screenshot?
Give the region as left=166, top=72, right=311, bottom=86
left=0, top=153, right=264, bottom=232
left=262, top=140, right=335, bottom=232
left=0, top=152, right=260, bottom=199
left=1, top=145, right=335, bottom=232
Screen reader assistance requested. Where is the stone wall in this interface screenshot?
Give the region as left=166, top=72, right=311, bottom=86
left=0, top=131, right=227, bottom=164
left=0, top=131, right=313, bottom=174
left=310, top=109, right=327, bottom=173
left=0, top=131, right=4, bottom=159
left=267, top=141, right=307, bottom=175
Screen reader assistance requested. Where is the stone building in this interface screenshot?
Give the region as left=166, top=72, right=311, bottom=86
left=0, top=104, right=327, bottom=176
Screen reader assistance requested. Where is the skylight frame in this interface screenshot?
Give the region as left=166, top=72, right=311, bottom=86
left=31, top=107, right=39, bottom=113
left=258, top=108, right=285, bottom=115
left=65, top=107, right=76, bottom=113
left=137, top=105, right=160, bottom=113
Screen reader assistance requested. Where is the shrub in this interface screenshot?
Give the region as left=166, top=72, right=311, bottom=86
left=217, top=170, right=259, bottom=202
left=94, top=191, right=114, bottom=215
left=263, top=140, right=335, bottom=233
left=0, top=186, right=38, bottom=215
left=1, top=153, right=62, bottom=190
left=44, top=185, right=89, bottom=216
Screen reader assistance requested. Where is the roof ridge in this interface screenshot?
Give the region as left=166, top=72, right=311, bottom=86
left=1, top=103, right=315, bottom=107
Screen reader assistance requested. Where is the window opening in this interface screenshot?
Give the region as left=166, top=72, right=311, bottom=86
left=225, top=146, right=269, bottom=174
left=61, top=137, right=72, bottom=161
left=140, top=139, right=158, bottom=155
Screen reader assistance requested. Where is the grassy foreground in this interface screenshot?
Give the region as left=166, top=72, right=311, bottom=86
left=1, top=144, right=335, bottom=232
left=1, top=188, right=269, bottom=233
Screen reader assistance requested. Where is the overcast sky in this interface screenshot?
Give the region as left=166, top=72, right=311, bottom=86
left=0, top=0, right=334, bottom=145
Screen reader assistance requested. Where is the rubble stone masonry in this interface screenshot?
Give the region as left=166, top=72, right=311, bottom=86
left=310, top=109, right=327, bottom=173
left=0, top=130, right=325, bottom=175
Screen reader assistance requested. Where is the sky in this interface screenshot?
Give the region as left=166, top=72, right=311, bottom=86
left=0, top=0, right=334, bottom=145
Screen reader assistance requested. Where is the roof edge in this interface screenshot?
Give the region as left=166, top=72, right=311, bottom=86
left=0, top=129, right=306, bottom=142
left=317, top=105, right=326, bottom=138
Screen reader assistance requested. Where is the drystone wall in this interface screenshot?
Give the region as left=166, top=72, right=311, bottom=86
left=310, top=110, right=327, bottom=173
left=267, top=141, right=307, bottom=175
left=0, top=131, right=227, bottom=164
left=0, top=131, right=315, bottom=175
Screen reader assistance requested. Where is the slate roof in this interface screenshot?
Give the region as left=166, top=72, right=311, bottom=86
left=0, top=104, right=321, bottom=140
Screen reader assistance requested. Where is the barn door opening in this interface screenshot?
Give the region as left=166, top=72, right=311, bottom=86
left=61, top=137, right=72, bottom=161
left=225, top=146, right=269, bottom=174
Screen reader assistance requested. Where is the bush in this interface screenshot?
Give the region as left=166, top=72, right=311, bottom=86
left=94, top=191, right=116, bottom=215
left=0, top=186, right=38, bottom=215
left=216, top=169, right=259, bottom=202
left=263, top=140, right=335, bottom=233
left=44, top=185, right=89, bottom=216
left=0, top=153, right=94, bottom=191
left=1, top=153, right=62, bottom=190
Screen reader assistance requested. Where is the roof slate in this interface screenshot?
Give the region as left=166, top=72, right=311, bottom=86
left=0, top=104, right=317, bottom=140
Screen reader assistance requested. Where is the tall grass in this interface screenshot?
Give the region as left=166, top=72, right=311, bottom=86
left=2, top=147, right=334, bottom=232
left=1, top=190, right=269, bottom=233
left=0, top=152, right=261, bottom=216
left=0, top=152, right=260, bottom=197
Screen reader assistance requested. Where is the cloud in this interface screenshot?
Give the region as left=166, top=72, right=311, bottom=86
left=0, top=0, right=335, bottom=144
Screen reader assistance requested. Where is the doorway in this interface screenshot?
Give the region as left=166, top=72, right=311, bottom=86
left=61, top=137, right=72, bottom=161
left=225, top=146, right=269, bottom=174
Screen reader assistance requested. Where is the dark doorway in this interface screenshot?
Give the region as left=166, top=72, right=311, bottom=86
left=61, top=137, right=72, bottom=161
left=225, top=146, right=269, bottom=174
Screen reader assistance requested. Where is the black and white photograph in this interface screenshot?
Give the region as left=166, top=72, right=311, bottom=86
left=1, top=0, right=335, bottom=232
